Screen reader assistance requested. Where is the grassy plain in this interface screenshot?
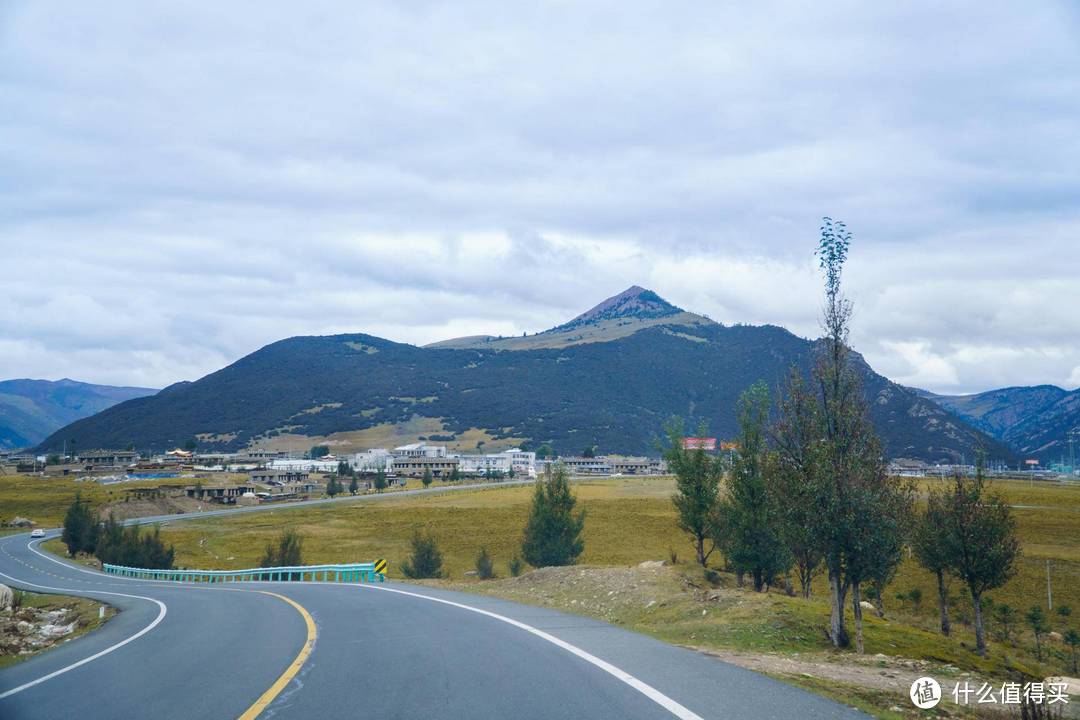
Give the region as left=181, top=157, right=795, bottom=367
left=0, top=473, right=250, bottom=529
left=150, top=476, right=1080, bottom=623
left=8, top=472, right=1080, bottom=716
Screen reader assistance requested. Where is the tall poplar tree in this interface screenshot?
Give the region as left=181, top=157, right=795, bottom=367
left=665, top=418, right=723, bottom=567
left=716, top=382, right=791, bottom=591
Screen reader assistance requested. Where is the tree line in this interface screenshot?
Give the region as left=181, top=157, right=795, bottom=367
left=62, top=494, right=175, bottom=570
left=667, top=219, right=1020, bottom=656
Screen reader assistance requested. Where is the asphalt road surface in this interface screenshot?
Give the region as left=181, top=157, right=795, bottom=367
left=0, top=491, right=871, bottom=719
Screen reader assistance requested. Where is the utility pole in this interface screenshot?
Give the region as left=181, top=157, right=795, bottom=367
left=1047, top=560, right=1053, bottom=611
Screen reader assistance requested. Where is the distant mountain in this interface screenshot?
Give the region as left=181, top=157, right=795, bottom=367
left=38, top=287, right=1013, bottom=463
left=426, top=286, right=711, bottom=351
left=0, top=378, right=157, bottom=450
left=920, top=385, right=1080, bottom=463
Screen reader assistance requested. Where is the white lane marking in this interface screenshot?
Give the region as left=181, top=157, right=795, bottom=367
left=356, top=584, right=705, bottom=720
left=0, top=571, right=168, bottom=701
left=25, top=536, right=111, bottom=579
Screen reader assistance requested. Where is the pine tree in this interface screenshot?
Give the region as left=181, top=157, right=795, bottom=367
left=521, top=464, right=585, bottom=567
left=422, top=468, right=433, bottom=488
left=349, top=474, right=359, bottom=495
left=61, top=494, right=98, bottom=556
left=374, top=469, right=388, bottom=492
left=401, top=531, right=445, bottom=578
left=475, top=547, right=495, bottom=579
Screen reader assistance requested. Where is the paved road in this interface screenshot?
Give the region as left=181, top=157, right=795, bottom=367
left=0, top=494, right=871, bottom=719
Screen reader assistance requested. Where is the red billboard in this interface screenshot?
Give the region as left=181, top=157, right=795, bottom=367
left=683, top=437, right=717, bottom=451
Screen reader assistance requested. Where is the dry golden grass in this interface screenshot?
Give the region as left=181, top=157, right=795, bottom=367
left=249, top=416, right=525, bottom=454
left=0, top=473, right=249, bottom=528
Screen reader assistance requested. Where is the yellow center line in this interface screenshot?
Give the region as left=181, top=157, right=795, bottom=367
left=238, top=591, right=318, bottom=720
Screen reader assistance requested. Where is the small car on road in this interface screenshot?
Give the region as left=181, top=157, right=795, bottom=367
left=30, top=528, right=45, bottom=538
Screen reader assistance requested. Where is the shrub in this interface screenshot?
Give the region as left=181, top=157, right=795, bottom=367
left=475, top=547, right=495, bottom=580
left=509, top=555, right=523, bottom=577
left=401, top=531, right=445, bottom=579
left=993, top=603, right=1018, bottom=642
left=260, top=528, right=304, bottom=569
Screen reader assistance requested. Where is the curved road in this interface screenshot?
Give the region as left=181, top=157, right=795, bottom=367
left=0, top=492, right=870, bottom=719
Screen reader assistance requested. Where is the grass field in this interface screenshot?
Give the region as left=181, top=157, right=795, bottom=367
left=8, top=472, right=1079, bottom=716
left=146, top=476, right=1080, bottom=621
left=0, top=473, right=251, bottom=528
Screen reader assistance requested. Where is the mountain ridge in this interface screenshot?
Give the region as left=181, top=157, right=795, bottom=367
left=36, top=287, right=1013, bottom=463
left=0, top=378, right=158, bottom=450
left=919, top=384, right=1080, bottom=463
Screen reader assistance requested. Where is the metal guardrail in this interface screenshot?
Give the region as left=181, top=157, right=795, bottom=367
left=103, top=559, right=387, bottom=583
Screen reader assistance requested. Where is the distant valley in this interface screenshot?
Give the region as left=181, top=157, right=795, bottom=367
left=919, top=385, right=1080, bottom=464
left=0, top=378, right=157, bottom=450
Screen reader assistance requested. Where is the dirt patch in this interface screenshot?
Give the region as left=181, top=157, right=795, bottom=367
left=460, top=562, right=683, bottom=623
left=102, top=495, right=203, bottom=520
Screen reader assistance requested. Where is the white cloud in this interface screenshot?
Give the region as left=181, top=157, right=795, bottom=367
left=1, top=1, right=1079, bottom=393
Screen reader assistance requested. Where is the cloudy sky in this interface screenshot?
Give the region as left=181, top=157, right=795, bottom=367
left=2, top=2, right=1079, bottom=394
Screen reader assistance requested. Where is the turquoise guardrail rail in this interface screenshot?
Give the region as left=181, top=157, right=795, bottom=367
left=102, top=559, right=387, bottom=583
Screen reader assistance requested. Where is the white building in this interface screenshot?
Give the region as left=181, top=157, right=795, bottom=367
left=268, top=458, right=340, bottom=473
left=455, top=448, right=536, bottom=477
left=457, top=454, right=512, bottom=475
left=392, top=443, right=447, bottom=459
left=352, top=449, right=392, bottom=471
left=503, top=448, right=536, bottom=475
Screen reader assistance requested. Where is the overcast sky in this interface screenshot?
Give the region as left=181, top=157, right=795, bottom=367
left=2, top=2, right=1079, bottom=394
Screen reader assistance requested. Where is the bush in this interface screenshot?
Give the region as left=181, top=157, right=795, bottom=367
left=509, top=555, right=523, bottom=577
left=401, top=531, right=445, bottom=579
left=993, top=603, right=1018, bottom=642
left=475, top=547, right=495, bottom=580
left=260, top=528, right=304, bottom=569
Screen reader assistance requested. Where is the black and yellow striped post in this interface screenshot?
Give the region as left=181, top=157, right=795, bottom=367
left=374, top=558, right=387, bottom=581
